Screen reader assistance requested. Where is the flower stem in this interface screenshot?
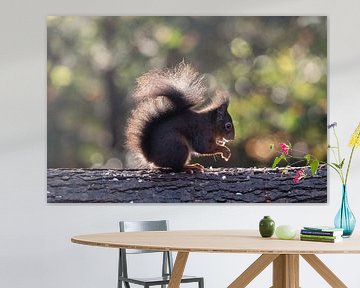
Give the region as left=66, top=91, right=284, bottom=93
left=333, top=127, right=342, bottom=162
left=333, top=127, right=345, bottom=182
left=345, top=145, right=356, bottom=185
left=325, top=162, right=345, bottom=183
left=330, top=147, right=339, bottom=164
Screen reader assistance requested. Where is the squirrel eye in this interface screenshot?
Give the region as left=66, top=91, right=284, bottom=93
left=225, top=122, right=232, bottom=131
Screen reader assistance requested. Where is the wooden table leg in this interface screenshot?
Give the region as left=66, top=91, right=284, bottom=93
left=228, top=254, right=279, bottom=288
left=288, top=255, right=299, bottom=288
left=272, top=254, right=299, bottom=288
left=168, top=252, right=189, bottom=288
left=301, top=254, right=347, bottom=288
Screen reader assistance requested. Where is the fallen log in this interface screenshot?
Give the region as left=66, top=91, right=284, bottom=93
left=47, top=166, right=327, bottom=203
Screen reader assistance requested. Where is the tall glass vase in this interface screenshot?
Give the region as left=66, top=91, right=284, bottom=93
left=334, top=185, right=356, bottom=237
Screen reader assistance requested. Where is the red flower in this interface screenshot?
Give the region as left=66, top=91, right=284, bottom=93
left=293, top=169, right=305, bottom=183
left=280, top=143, right=289, bottom=155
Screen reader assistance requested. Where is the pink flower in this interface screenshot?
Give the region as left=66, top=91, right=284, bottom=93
left=280, top=143, right=289, bottom=155
left=293, top=169, right=305, bottom=183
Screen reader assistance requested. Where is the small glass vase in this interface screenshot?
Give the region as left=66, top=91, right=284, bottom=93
left=334, top=185, right=356, bottom=237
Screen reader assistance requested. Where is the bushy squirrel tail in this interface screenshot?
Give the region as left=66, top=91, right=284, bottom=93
left=125, top=63, right=206, bottom=166
left=133, top=62, right=206, bottom=109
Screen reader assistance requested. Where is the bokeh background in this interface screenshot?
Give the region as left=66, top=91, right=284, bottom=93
left=47, top=16, right=327, bottom=168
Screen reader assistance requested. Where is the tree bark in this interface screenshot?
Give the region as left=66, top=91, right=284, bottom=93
left=47, top=166, right=327, bottom=203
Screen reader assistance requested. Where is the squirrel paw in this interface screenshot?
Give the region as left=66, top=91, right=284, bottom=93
left=221, top=147, right=231, bottom=161
left=221, top=153, right=231, bottom=161
left=184, top=163, right=205, bottom=173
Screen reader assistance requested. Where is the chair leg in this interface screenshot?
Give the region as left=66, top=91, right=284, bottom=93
left=199, top=278, right=204, bottom=288
left=118, top=279, right=130, bottom=288
left=118, top=250, right=122, bottom=288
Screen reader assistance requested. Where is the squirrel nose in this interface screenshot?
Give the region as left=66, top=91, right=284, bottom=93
left=229, top=131, right=235, bottom=140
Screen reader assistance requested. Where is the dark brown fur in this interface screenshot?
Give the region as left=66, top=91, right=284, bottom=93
left=125, top=63, right=235, bottom=171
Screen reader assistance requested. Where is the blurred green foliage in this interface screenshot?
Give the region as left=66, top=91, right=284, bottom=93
left=47, top=16, right=327, bottom=168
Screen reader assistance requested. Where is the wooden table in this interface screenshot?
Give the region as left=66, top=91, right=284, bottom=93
left=72, top=230, right=360, bottom=288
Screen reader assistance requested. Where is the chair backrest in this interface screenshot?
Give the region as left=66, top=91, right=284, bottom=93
left=118, top=220, right=174, bottom=284
left=119, top=220, right=168, bottom=254
left=120, top=220, right=168, bottom=232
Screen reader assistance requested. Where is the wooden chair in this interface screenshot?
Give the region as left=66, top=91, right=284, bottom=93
left=118, top=220, right=204, bottom=288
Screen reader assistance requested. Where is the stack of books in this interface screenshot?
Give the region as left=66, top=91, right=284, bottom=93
left=300, top=226, right=344, bottom=243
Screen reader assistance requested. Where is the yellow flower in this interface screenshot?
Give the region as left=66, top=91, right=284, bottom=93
left=349, top=122, right=360, bottom=147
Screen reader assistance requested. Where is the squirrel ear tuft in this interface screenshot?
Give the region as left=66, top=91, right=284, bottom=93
left=216, top=103, right=228, bottom=121
left=212, top=90, right=230, bottom=108
left=212, top=90, right=229, bottom=121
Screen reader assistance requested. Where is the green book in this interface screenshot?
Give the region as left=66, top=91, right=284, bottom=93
left=300, top=234, right=340, bottom=240
left=300, top=236, right=342, bottom=243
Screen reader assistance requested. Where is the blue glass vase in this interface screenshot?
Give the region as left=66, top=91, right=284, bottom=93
left=334, top=185, right=356, bottom=237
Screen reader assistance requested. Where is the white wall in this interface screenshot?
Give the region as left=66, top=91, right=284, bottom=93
left=1, top=0, right=360, bottom=287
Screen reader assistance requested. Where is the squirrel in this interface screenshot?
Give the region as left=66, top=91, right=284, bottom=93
left=125, top=62, right=235, bottom=172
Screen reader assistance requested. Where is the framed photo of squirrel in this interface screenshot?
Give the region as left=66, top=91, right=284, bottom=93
left=47, top=16, right=327, bottom=203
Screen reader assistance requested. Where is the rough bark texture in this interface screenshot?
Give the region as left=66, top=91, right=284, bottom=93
left=47, top=166, right=327, bottom=203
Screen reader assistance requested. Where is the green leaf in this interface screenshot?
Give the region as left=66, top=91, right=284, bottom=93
left=304, top=154, right=311, bottom=165
left=310, top=160, right=319, bottom=176
left=272, top=156, right=281, bottom=168
left=332, top=159, right=345, bottom=169
left=339, top=158, right=345, bottom=169
left=272, top=154, right=285, bottom=168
